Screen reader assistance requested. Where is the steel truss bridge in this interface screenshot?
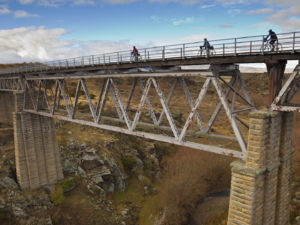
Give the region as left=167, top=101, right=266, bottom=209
left=0, top=31, right=300, bottom=160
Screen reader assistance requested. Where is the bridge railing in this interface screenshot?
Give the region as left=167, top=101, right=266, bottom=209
left=1, top=31, right=300, bottom=75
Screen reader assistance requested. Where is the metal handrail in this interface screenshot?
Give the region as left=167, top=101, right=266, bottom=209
left=1, top=31, right=300, bottom=75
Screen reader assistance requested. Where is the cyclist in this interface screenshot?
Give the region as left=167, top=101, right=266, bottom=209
left=265, top=29, right=278, bottom=51
left=200, top=38, right=212, bottom=56
left=131, top=46, right=140, bottom=61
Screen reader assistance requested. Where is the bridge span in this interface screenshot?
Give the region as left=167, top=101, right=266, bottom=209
left=0, top=31, right=299, bottom=225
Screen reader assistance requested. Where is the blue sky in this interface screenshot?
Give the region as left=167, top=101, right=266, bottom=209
left=0, top=0, right=299, bottom=64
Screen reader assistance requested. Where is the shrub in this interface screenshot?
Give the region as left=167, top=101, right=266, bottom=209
left=90, top=94, right=96, bottom=99
left=121, top=156, right=137, bottom=171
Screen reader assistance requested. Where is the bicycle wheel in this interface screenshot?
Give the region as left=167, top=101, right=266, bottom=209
left=260, top=43, right=270, bottom=53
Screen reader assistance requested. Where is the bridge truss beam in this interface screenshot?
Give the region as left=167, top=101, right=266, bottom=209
left=20, top=64, right=255, bottom=159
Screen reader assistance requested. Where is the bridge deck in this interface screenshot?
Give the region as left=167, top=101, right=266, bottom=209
left=0, top=31, right=299, bottom=77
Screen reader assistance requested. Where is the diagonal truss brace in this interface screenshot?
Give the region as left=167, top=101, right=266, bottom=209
left=271, top=65, right=300, bottom=112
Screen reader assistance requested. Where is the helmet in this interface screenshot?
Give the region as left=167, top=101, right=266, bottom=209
left=204, top=38, right=207, bottom=41
left=269, top=29, right=272, bottom=33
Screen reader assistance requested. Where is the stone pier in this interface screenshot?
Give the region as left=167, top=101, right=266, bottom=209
left=0, top=91, right=15, bottom=125
left=13, top=92, right=63, bottom=189
left=227, top=110, right=294, bottom=225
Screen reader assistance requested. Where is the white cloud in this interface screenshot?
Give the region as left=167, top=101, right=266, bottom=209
left=151, top=15, right=160, bottom=23
left=149, top=0, right=203, bottom=4
left=0, top=26, right=134, bottom=63
left=172, top=17, right=194, bottom=26
left=13, top=10, right=39, bottom=18
left=179, top=33, right=207, bottom=42
left=104, top=0, right=137, bottom=3
left=219, top=24, right=233, bottom=28
left=246, top=8, right=273, bottom=15
left=227, top=8, right=242, bottom=16
left=18, top=0, right=35, bottom=4
left=0, top=5, right=39, bottom=18
left=200, top=4, right=215, bottom=8
left=73, top=0, right=94, bottom=4
left=0, top=5, right=10, bottom=14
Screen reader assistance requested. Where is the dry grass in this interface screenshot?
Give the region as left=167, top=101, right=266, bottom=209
left=154, top=148, right=232, bottom=225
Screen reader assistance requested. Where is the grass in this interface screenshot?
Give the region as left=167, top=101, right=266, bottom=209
left=205, top=209, right=228, bottom=225
left=113, top=177, right=160, bottom=225
left=51, top=186, right=65, bottom=205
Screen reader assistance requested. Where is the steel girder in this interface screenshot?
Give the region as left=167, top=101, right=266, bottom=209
left=20, top=65, right=255, bottom=160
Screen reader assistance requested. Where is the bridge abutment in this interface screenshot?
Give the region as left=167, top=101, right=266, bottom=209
left=0, top=91, right=14, bottom=125
left=227, top=110, right=293, bottom=225
left=13, top=92, right=63, bottom=189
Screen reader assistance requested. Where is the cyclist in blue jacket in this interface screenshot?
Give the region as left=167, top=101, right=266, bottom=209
left=265, top=29, right=278, bottom=51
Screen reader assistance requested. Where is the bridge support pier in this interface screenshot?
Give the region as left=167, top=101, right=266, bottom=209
left=227, top=110, right=293, bottom=225
left=13, top=92, right=63, bottom=189
left=0, top=91, right=14, bottom=125
left=266, top=60, right=287, bottom=104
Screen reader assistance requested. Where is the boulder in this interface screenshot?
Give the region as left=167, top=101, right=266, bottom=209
left=91, top=174, right=104, bottom=184
left=0, top=176, right=18, bottom=189
left=12, top=204, right=28, bottom=218
left=81, top=154, right=103, bottom=171
left=107, top=183, right=115, bottom=193
left=63, top=159, right=77, bottom=175
left=0, top=196, right=5, bottom=209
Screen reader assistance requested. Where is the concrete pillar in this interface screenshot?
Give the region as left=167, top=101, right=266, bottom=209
left=227, top=110, right=294, bottom=225
left=228, top=111, right=269, bottom=225
left=0, top=91, right=15, bottom=125
left=13, top=92, right=63, bottom=189
left=276, top=112, right=294, bottom=225
left=263, top=112, right=281, bottom=225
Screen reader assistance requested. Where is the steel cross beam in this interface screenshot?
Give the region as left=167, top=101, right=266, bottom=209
left=20, top=65, right=254, bottom=160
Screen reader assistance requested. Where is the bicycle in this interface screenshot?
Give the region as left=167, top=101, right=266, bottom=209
left=260, top=38, right=282, bottom=53
left=198, top=46, right=216, bottom=57
left=130, top=52, right=142, bottom=62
